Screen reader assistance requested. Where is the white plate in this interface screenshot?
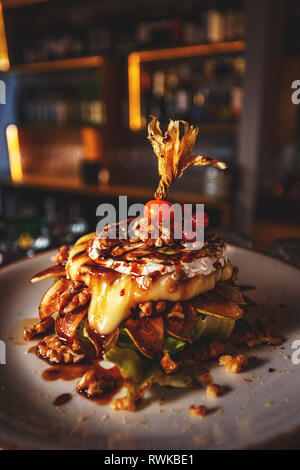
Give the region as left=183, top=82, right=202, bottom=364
left=0, top=246, right=300, bottom=450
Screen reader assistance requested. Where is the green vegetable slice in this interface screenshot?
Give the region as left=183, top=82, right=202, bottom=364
left=193, top=313, right=236, bottom=341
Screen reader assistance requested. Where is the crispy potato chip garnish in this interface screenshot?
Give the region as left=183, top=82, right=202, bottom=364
left=85, top=318, right=119, bottom=357
left=191, top=292, right=244, bottom=320
left=30, top=264, right=66, bottom=283
left=148, top=116, right=227, bottom=199
left=124, top=315, right=164, bottom=359
left=56, top=305, right=89, bottom=345
left=166, top=303, right=197, bottom=342
left=39, top=279, right=71, bottom=321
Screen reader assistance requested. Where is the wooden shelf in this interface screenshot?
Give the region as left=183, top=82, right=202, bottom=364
left=10, top=56, right=104, bottom=74
left=2, top=0, right=48, bottom=8
left=1, top=174, right=230, bottom=205
left=18, top=123, right=104, bottom=131
left=1, top=176, right=232, bottom=228
left=133, top=40, right=246, bottom=63
left=128, top=40, right=246, bottom=131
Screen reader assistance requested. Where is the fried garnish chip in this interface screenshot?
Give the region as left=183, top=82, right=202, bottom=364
left=166, top=303, right=197, bottom=342
left=56, top=305, right=89, bottom=345
left=190, top=292, right=244, bottom=320
left=30, top=264, right=66, bottom=283
left=39, top=279, right=71, bottom=321
left=124, top=315, right=164, bottom=359
left=24, top=317, right=54, bottom=341
left=147, top=116, right=227, bottom=199
left=85, top=318, right=119, bottom=357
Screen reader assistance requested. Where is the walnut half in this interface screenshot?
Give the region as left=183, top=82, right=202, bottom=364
left=189, top=405, right=206, bottom=418
left=24, top=317, right=54, bottom=341
left=77, top=370, right=115, bottom=397
left=160, top=353, right=179, bottom=375
left=37, top=335, right=85, bottom=364
left=219, top=354, right=248, bottom=374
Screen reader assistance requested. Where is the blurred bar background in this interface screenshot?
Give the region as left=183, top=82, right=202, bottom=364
left=0, top=0, right=300, bottom=265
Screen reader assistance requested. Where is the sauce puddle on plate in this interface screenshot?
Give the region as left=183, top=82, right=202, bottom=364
left=42, top=359, right=123, bottom=406
left=54, top=393, right=72, bottom=407
left=27, top=343, right=123, bottom=406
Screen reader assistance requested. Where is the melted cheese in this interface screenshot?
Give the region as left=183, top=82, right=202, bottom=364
left=66, top=233, right=233, bottom=335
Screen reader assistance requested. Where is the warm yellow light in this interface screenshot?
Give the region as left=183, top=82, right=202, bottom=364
left=6, top=124, right=23, bottom=183
left=128, top=53, right=141, bottom=131
left=128, top=40, right=246, bottom=131
left=0, top=1, right=9, bottom=71
left=81, top=126, right=102, bottom=162
left=12, top=55, right=104, bottom=73
left=138, top=41, right=245, bottom=62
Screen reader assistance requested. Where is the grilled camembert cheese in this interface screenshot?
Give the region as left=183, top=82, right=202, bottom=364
left=65, top=232, right=233, bottom=335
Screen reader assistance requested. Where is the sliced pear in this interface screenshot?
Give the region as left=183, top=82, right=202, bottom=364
left=191, top=292, right=244, bottom=320
left=215, top=282, right=246, bottom=304
left=166, top=303, right=197, bottom=342
left=84, top=318, right=119, bottom=357
left=124, top=316, right=164, bottom=359
left=193, top=315, right=236, bottom=341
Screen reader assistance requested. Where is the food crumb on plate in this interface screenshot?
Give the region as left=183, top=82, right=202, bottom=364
left=189, top=405, right=206, bottom=418
left=218, top=354, right=248, bottom=373
left=206, top=383, right=223, bottom=397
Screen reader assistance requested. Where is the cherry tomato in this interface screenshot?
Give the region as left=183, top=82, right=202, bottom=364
left=191, top=211, right=209, bottom=230
left=144, top=199, right=174, bottom=224
left=204, top=212, right=209, bottom=228
left=182, top=229, right=196, bottom=242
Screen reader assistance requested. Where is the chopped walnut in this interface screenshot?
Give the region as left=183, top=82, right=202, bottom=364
left=189, top=405, right=206, bottom=418
left=24, top=317, right=54, bottom=341
left=58, top=284, right=90, bottom=314
left=167, top=302, right=184, bottom=319
left=138, top=300, right=167, bottom=318
left=138, top=275, right=152, bottom=290
left=219, top=354, right=248, bottom=374
left=138, top=301, right=153, bottom=317
left=77, top=370, right=115, bottom=397
left=160, top=353, right=179, bottom=375
left=206, top=383, right=223, bottom=398
left=208, top=341, right=225, bottom=358
left=55, top=245, right=70, bottom=264
left=111, top=397, right=136, bottom=412
left=94, top=235, right=119, bottom=252
left=37, top=336, right=85, bottom=364
left=133, top=217, right=174, bottom=247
